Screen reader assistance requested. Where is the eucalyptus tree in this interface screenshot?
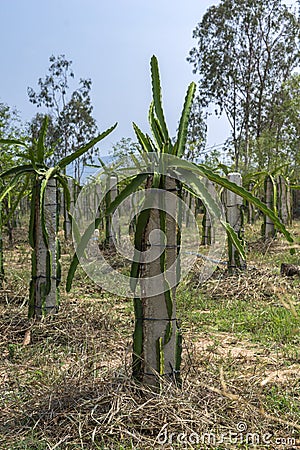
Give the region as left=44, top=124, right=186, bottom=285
left=0, top=117, right=117, bottom=318
left=67, top=56, right=293, bottom=388
left=255, top=73, right=300, bottom=177
left=188, top=0, right=300, bottom=172
left=185, top=95, right=207, bottom=162
left=109, top=137, right=141, bottom=167
left=28, top=55, right=98, bottom=184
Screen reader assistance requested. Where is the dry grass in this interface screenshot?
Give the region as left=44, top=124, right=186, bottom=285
left=0, top=224, right=299, bottom=449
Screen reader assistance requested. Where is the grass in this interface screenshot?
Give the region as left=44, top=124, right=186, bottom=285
left=0, top=222, right=299, bottom=449
left=178, top=287, right=300, bottom=348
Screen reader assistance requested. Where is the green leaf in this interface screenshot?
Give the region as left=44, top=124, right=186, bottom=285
left=150, top=55, right=169, bottom=143
left=268, top=174, right=277, bottom=215
left=215, top=163, right=231, bottom=176
left=0, top=164, right=36, bottom=180
left=176, top=82, right=196, bottom=158
left=221, top=220, right=246, bottom=261
left=133, top=122, right=155, bottom=154
left=148, top=102, right=164, bottom=150
left=6, top=176, right=30, bottom=222
left=56, top=173, right=81, bottom=243
left=55, top=173, right=71, bottom=212
left=130, top=207, right=151, bottom=291
left=57, top=123, right=117, bottom=170
left=170, top=159, right=294, bottom=245
left=157, top=337, right=165, bottom=376
left=129, top=153, right=143, bottom=172
left=107, top=173, right=148, bottom=217
left=66, top=253, right=79, bottom=292
left=29, top=182, right=38, bottom=249
left=172, top=167, right=247, bottom=260
left=0, top=170, right=32, bottom=202
left=0, top=138, right=27, bottom=148
left=98, top=157, right=108, bottom=170
left=66, top=172, right=148, bottom=292
left=37, top=116, right=49, bottom=164
left=172, top=167, right=222, bottom=220
left=66, top=221, right=97, bottom=292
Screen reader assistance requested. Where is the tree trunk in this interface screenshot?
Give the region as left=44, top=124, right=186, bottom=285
left=263, top=175, right=276, bottom=239
left=226, top=172, right=246, bottom=270
left=29, top=177, right=60, bottom=318
left=133, top=176, right=181, bottom=387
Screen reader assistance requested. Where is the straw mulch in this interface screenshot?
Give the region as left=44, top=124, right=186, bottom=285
left=0, top=291, right=299, bottom=450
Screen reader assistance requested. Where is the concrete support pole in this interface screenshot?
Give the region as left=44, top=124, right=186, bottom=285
left=226, top=172, right=246, bottom=270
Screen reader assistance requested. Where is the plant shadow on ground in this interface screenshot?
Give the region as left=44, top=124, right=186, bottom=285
left=0, top=222, right=299, bottom=449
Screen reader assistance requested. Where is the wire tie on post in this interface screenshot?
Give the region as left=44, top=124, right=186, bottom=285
left=32, top=275, right=60, bottom=280
left=143, top=372, right=176, bottom=377
left=34, top=305, right=59, bottom=310
left=165, top=188, right=178, bottom=192
left=169, top=363, right=181, bottom=375
left=135, top=317, right=177, bottom=322
left=146, top=244, right=180, bottom=249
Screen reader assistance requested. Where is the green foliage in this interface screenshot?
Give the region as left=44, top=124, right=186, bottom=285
left=177, top=285, right=300, bottom=348
left=185, top=95, right=207, bottom=162
left=66, top=55, right=295, bottom=385
left=28, top=55, right=99, bottom=183
left=109, top=137, right=141, bottom=168
left=66, top=172, right=148, bottom=292
left=169, top=158, right=294, bottom=247
left=188, top=0, right=300, bottom=172
left=0, top=117, right=116, bottom=317
left=150, top=55, right=169, bottom=143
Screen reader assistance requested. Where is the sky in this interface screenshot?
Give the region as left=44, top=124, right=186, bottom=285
left=0, top=0, right=297, bottom=158
left=0, top=0, right=228, bottom=157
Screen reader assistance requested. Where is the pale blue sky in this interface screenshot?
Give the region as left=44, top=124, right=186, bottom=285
left=0, top=0, right=297, bottom=156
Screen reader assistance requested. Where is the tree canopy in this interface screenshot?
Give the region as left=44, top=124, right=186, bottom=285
left=28, top=55, right=98, bottom=182
left=188, top=0, right=300, bottom=173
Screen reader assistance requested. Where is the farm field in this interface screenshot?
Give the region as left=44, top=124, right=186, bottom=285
left=0, top=221, right=299, bottom=450
left=1, top=1, right=300, bottom=449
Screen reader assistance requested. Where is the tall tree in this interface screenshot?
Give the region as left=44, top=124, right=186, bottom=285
left=257, top=73, right=300, bottom=177
left=185, top=95, right=207, bottom=162
left=28, top=55, right=98, bottom=183
left=188, top=0, right=300, bottom=172
left=109, top=137, right=141, bottom=167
